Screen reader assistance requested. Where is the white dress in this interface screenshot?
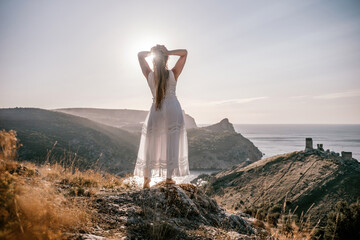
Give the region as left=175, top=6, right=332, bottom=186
left=133, top=70, right=190, bottom=178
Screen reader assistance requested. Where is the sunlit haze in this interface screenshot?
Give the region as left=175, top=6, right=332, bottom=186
left=1, top=0, right=360, bottom=124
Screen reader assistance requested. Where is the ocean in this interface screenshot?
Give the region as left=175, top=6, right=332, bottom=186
left=233, top=124, right=360, bottom=161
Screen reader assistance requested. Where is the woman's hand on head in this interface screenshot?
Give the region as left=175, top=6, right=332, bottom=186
left=158, top=45, right=168, bottom=55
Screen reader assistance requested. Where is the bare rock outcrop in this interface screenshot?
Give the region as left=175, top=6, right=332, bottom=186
left=202, top=118, right=235, bottom=133
left=76, top=183, right=256, bottom=239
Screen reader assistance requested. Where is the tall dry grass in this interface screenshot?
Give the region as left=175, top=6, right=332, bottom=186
left=1, top=172, right=89, bottom=240
left=247, top=196, right=320, bottom=240
left=0, top=129, right=126, bottom=240
left=265, top=206, right=320, bottom=240
left=0, top=129, right=21, bottom=162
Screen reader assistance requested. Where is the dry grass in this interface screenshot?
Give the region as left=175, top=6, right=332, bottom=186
left=247, top=199, right=320, bottom=240
left=0, top=129, right=127, bottom=239
left=1, top=172, right=90, bottom=240
left=0, top=130, right=21, bottom=161
left=265, top=217, right=317, bottom=240
left=268, top=202, right=320, bottom=240
left=40, top=162, right=125, bottom=196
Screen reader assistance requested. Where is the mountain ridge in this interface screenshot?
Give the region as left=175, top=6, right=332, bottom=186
left=55, top=107, right=197, bottom=132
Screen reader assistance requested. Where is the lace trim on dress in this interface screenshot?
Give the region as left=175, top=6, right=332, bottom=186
left=141, top=123, right=186, bottom=135
left=133, top=155, right=190, bottom=178
left=135, top=155, right=188, bottom=168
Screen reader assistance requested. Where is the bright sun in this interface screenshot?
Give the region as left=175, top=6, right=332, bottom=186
left=125, top=37, right=160, bottom=69
left=123, top=34, right=174, bottom=71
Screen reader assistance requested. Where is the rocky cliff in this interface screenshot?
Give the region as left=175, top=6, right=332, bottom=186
left=201, top=149, right=360, bottom=227
left=187, top=118, right=263, bottom=169
left=202, top=118, right=235, bottom=132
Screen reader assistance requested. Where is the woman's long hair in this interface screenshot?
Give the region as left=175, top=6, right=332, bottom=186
left=152, top=48, right=169, bottom=111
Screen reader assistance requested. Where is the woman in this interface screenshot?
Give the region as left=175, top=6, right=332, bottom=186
left=133, top=44, right=190, bottom=189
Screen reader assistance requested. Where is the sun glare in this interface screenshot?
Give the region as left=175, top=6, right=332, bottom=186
left=123, top=34, right=171, bottom=70
left=148, top=52, right=155, bottom=64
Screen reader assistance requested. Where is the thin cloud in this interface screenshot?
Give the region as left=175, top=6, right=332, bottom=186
left=290, top=95, right=309, bottom=99
left=181, top=97, right=268, bottom=107
left=211, top=97, right=268, bottom=105
left=313, top=89, right=360, bottom=99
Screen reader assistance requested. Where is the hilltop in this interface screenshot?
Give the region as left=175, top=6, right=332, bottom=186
left=200, top=148, right=360, bottom=228
left=202, top=118, right=235, bottom=132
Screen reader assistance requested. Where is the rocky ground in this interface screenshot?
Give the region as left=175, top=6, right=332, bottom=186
left=66, top=182, right=266, bottom=240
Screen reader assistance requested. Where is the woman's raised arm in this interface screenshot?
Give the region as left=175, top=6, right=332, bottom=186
left=168, top=49, right=188, bottom=81
left=138, top=51, right=152, bottom=79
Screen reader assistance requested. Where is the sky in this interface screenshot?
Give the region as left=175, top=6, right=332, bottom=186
left=1, top=0, right=360, bottom=124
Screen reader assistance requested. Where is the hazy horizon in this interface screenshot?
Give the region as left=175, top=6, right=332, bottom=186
left=3, top=106, right=360, bottom=126
left=1, top=0, right=360, bottom=124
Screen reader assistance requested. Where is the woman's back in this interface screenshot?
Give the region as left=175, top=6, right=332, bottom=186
left=147, top=69, right=177, bottom=100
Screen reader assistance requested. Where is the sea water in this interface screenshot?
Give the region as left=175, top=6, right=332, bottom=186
left=233, top=124, right=360, bottom=161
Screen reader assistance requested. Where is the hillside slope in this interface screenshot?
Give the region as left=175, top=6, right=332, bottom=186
left=204, top=149, right=360, bottom=227
left=0, top=108, right=138, bottom=173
